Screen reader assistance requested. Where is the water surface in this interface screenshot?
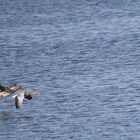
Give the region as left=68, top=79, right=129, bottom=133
left=0, top=0, right=140, bottom=139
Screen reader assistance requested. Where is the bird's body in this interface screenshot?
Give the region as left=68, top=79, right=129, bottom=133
left=0, top=84, right=41, bottom=109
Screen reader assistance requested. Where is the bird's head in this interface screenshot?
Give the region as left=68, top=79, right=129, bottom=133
left=24, top=93, right=32, bottom=100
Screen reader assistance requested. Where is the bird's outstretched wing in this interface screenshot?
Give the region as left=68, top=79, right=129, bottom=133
left=0, top=84, right=23, bottom=97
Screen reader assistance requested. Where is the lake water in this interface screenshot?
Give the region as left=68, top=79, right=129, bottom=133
left=0, top=0, right=140, bottom=139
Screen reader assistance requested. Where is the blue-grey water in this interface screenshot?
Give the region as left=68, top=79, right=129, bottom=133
left=0, top=0, right=140, bottom=139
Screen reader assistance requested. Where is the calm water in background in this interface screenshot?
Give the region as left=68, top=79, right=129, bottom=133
left=0, top=0, right=140, bottom=139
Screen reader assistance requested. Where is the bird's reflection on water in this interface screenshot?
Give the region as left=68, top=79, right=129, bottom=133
left=0, top=111, right=13, bottom=121
left=0, top=111, right=34, bottom=123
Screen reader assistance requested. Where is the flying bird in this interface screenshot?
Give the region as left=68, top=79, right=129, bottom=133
left=0, top=84, right=41, bottom=109
left=12, top=91, right=40, bottom=109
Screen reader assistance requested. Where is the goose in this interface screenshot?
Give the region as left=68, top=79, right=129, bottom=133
left=12, top=91, right=40, bottom=109
left=0, top=84, right=23, bottom=97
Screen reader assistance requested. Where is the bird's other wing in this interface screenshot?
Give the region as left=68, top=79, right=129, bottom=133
left=25, top=91, right=41, bottom=95
left=14, top=92, right=25, bottom=109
